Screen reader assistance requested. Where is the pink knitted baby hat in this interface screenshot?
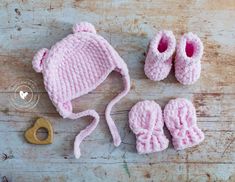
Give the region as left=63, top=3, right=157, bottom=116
left=32, top=22, right=131, bottom=158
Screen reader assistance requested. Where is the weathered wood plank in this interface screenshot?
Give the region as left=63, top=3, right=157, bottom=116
left=0, top=163, right=188, bottom=182
left=0, top=0, right=235, bottom=181
left=1, top=163, right=234, bottom=182
left=0, top=130, right=234, bottom=163
left=1, top=91, right=235, bottom=121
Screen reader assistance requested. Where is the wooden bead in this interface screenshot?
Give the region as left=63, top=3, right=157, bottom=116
left=24, top=118, right=53, bottom=144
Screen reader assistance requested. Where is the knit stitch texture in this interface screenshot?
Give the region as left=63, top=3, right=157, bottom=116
left=129, top=100, right=169, bottom=154
left=175, top=32, right=203, bottom=85
left=32, top=22, right=131, bottom=158
left=144, top=30, right=176, bottom=81
left=164, top=98, right=204, bottom=150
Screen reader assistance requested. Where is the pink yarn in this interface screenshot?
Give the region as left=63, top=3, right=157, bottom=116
left=144, top=30, right=176, bottom=81
left=175, top=32, right=203, bottom=85
left=32, top=22, right=131, bottom=158
left=129, top=101, right=169, bottom=154
left=164, top=98, right=204, bottom=150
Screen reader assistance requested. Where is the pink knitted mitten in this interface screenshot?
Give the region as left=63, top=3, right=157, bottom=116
left=175, top=32, right=203, bottom=85
left=144, top=30, right=176, bottom=81
left=129, top=101, right=169, bottom=154
left=164, top=98, right=204, bottom=150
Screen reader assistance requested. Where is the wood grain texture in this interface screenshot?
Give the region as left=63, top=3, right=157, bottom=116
left=0, top=0, right=235, bottom=181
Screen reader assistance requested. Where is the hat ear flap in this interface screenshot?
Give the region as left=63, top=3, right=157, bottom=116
left=32, top=48, right=49, bottom=73
left=72, top=22, right=96, bottom=34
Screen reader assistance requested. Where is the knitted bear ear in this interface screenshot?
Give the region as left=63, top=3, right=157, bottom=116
left=72, top=22, right=96, bottom=34
left=32, top=48, right=49, bottom=73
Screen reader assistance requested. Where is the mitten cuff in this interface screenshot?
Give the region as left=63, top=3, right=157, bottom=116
left=136, top=133, right=169, bottom=154
left=171, top=126, right=205, bottom=150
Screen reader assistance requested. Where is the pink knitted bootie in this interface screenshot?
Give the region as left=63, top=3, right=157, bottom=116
left=164, top=98, right=204, bottom=150
left=129, top=100, right=169, bottom=154
left=144, top=30, right=176, bottom=81
left=175, top=33, right=203, bottom=85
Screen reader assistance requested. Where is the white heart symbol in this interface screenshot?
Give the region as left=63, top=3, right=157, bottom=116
left=19, top=91, right=28, bottom=100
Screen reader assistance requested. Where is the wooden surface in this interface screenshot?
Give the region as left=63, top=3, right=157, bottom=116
left=0, top=0, right=235, bottom=181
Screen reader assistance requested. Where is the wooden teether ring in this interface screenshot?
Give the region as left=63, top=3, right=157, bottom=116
left=25, top=118, right=53, bottom=144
